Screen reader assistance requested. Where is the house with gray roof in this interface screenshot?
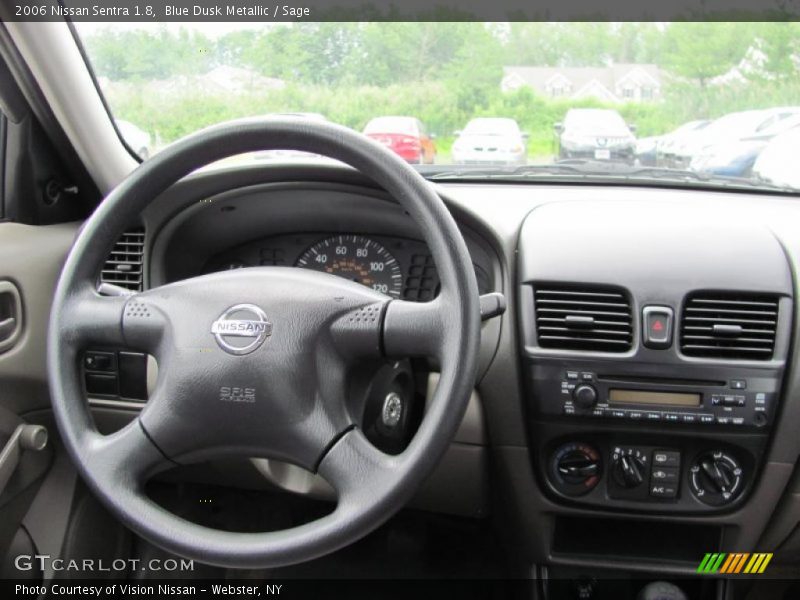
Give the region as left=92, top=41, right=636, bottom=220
left=502, top=64, right=662, bottom=103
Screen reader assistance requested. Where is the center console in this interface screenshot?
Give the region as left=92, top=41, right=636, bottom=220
left=517, top=201, right=793, bottom=518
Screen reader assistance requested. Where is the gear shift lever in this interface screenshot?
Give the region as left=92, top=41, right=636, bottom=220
left=637, top=581, right=689, bottom=600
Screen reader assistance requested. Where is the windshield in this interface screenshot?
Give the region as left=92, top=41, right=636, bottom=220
left=77, top=22, right=800, bottom=192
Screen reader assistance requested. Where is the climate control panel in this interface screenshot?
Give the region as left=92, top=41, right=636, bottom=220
left=607, top=445, right=681, bottom=502
left=545, top=438, right=750, bottom=512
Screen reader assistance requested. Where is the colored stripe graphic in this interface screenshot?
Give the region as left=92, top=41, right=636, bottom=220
left=719, top=554, right=736, bottom=574
left=700, top=552, right=774, bottom=574
left=733, top=553, right=750, bottom=573
left=698, top=553, right=727, bottom=573
left=697, top=553, right=714, bottom=573
left=757, top=553, right=773, bottom=573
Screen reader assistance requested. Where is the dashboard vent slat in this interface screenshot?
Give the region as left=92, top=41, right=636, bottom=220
left=100, top=228, right=145, bottom=292
left=680, top=292, right=779, bottom=360
left=534, top=284, right=633, bottom=353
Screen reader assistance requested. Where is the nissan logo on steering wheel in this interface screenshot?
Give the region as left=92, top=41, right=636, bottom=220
left=211, top=304, right=272, bottom=355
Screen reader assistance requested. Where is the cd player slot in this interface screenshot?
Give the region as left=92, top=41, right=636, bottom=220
left=597, top=375, right=726, bottom=388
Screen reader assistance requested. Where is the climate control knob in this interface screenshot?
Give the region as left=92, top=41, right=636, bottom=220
left=689, top=451, right=743, bottom=506
left=612, top=453, right=646, bottom=489
left=550, top=442, right=602, bottom=497
left=573, top=384, right=598, bottom=409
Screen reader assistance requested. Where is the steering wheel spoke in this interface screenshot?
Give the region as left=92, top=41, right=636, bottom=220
left=317, top=427, right=399, bottom=508
left=81, top=418, right=171, bottom=490
left=382, top=298, right=446, bottom=360
left=59, top=286, right=130, bottom=348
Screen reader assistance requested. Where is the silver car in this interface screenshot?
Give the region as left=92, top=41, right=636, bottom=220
left=451, top=118, right=527, bottom=166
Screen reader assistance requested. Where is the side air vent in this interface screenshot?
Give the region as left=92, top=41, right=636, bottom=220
left=680, top=292, right=779, bottom=360
left=534, top=285, right=633, bottom=352
left=100, top=228, right=145, bottom=292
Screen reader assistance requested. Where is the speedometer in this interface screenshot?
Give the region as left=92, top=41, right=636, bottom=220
left=295, top=235, right=403, bottom=297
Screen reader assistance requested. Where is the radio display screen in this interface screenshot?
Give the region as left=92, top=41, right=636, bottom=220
left=609, top=389, right=701, bottom=407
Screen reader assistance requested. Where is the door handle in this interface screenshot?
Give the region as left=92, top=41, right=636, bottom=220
left=0, top=317, right=16, bottom=340
left=0, top=281, right=22, bottom=352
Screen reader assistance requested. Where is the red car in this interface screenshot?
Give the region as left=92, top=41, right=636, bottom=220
left=363, top=116, right=436, bottom=164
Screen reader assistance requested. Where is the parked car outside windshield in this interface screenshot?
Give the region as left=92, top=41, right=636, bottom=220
left=557, top=109, right=636, bottom=164
left=451, top=118, right=527, bottom=166
left=753, top=126, right=800, bottom=189
left=690, top=112, right=800, bottom=177
left=672, top=109, right=798, bottom=169
left=363, top=116, right=436, bottom=164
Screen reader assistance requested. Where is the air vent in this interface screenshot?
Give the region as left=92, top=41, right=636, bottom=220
left=404, top=254, right=438, bottom=302
left=100, top=228, right=145, bottom=292
left=534, top=285, right=633, bottom=352
left=680, top=292, right=779, bottom=360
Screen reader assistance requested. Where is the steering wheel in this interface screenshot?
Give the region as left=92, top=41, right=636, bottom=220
left=47, top=118, right=481, bottom=568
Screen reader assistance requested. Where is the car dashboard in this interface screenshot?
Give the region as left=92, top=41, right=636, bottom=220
left=87, top=163, right=800, bottom=578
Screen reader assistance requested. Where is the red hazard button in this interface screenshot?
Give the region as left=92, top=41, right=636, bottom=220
left=643, top=306, right=674, bottom=349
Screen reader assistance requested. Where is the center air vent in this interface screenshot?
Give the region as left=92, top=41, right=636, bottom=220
left=680, top=292, right=779, bottom=360
left=100, top=228, right=145, bottom=292
left=534, top=285, right=633, bottom=352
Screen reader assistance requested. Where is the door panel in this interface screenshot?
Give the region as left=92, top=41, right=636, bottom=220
left=0, top=221, right=78, bottom=414
left=0, top=220, right=78, bottom=566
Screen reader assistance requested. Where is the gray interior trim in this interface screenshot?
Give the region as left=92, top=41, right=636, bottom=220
left=4, top=22, right=135, bottom=193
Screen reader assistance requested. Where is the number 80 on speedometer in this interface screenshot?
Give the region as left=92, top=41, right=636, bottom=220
left=295, top=235, right=404, bottom=298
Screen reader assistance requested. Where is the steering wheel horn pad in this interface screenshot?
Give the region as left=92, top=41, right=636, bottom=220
left=47, top=118, right=480, bottom=568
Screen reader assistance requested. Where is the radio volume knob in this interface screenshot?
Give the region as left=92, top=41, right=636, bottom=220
left=573, top=384, right=598, bottom=409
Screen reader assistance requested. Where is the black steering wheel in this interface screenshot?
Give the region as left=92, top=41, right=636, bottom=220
left=47, top=118, right=481, bottom=568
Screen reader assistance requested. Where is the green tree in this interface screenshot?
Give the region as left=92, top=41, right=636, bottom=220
left=662, top=22, right=752, bottom=86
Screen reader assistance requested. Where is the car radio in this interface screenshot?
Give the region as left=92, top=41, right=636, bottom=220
left=530, top=363, right=780, bottom=428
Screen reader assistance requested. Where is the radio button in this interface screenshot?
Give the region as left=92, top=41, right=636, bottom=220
left=580, top=372, right=594, bottom=381
left=650, top=484, right=678, bottom=499
left=592, top=408, right=605, bottom=417
left=716, top=416, right=731, bottom=425
left=628, top=411, right=643, bottom=420
left=652, top=450, right=680, bottom=468
left=664, top=413, right=680, bottom=422
left=610, top=410, right=626, bottom=418
left=645, top=411, right=662, bottom=421
left=651, top=467, right=679, bottom=483
left=730, top=380, right=747, bottom=390
left=566, top=371, right=579, bottom=380
left=722, top=395, right=738, bottom=407
left=711, top=395, right=723, bottom=406
left=732, top=417, right=745, bottom=426
left=680, top=414, right=697, bottom=423
left=700, top=414, right=715, bottom=424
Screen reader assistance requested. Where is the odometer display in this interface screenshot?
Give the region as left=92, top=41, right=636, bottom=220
left=295, top=235, right=403, bottom=297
